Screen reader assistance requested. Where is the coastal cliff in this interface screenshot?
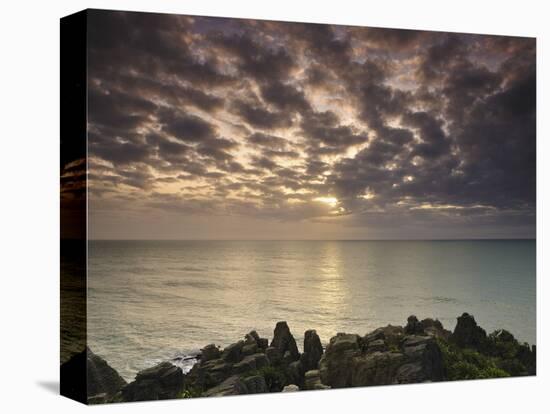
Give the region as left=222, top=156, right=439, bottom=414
left=62, top=313, right=536, bottom=404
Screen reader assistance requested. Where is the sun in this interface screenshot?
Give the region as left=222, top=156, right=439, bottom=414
left=314, top=196, right=339, bottom=207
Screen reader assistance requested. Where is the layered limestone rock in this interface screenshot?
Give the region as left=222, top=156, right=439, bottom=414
left=319, top=322, right=444, bottom=388
left=270, top=321, right=300, bottom=362
left=66, top=314, right=535, bottom=403
left=301, top=329, right=324, bottom=372
left=60, top=347, right=127, bottom=404
left=451, top=312, right=487, bottom=349
left=121, top=361, right=184, bottom=402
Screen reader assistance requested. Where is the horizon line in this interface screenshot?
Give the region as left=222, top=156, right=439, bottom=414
left=80, top=238, right=536, bottom=242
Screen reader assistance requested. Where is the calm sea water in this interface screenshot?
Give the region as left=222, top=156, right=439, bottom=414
left=83, top=240, right=535, bottom=381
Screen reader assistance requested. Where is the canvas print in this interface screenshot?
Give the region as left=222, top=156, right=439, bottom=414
left=60, top=9, right=536, bottom=404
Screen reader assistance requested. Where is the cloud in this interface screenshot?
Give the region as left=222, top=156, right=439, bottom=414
left=158, top=110, right=217, bottom=142
left=233, top=100, right=293, bottom=129
left=85, top=10, right=536, bottom=239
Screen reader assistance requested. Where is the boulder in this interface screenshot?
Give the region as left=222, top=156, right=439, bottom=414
left=405, top=315, right=424, bottom=335
left=282, top=384, right=300, bottom=392
left=231, top=353, right=269, bottom=376
left=245, top=330, right=269, bottom=350
left=351, top=352, right=407, bottom=386
left=349, top=335, right=444, bottom=386
left=265, top=346, right=282, bottom=365
left=319, top=333, right=361, bottom=388
left=304, top=370, right=330, bottom=390
left=60, top=347, right=127, bottom=404
left=420, top=318, right=451, bottom=340
left=121, top=362, right=183, bottom=401
left=253, top=353, right=270, bottom=369
left=320, top=330, right=444, bottom=388
left=187, top=358, right=232, bottom=389
left=366, top=339, right=387, bottom=353
left=121, top=378, right=161, bottom=402
left=286, top=360, right=304, bottom=387
left=87, top=393, right=108, bottom=404
left=257, top=338, right=269, bottom=350
left=363, top=328, right=386, bottom=343
left=270, top=322, right=300, bottom=362
left=301, top=330, right=324, bottom=371
left=221, top=341, right=244, bottom=363
left=243, top=375, right=268, bottom=394
left=283, top=350, right=296, bottom=365
left=232, top=354, right=258, bottom=374
left=203, top=375, right=248, bottom=397
left=201, top=344, right=221, bottom=362
left=242, top=343, right=258, bottom=356
left=399, top=335, right=444, bottom=382
left=245, top=331, right=259, bottom=344
left=363, top=325, right=404, bottom=350
left=451, top=313, right=487, bottom=350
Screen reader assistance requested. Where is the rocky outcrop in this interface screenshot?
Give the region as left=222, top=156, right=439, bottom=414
left=270, top=321, right=300, bottom=362
left=201, top=344, right=221, bottom=362
left=265, top=347, right=282, bottom=365
left=405, top=315, right=424, bottom=335
left=420, top=318, right=451, bottom=340
left=121, top=362, right=183, bottom=402
left=397, top=335, right=444, bottom=382
left=221, top=341, right=244, bottom=363
left=60, top=347, right=127, bottom=404
left=301, top=330, right=324, bottom=372
left=243, top=375, right=268, bottom=394
left=72, top=314, right=536, bottom=403
left=405, top=316, right=450, bottom=340
left=202, top=375, right=248, bottom=397
left=320, top=321, right=445, bottom=388
left=451, top=313, right=487, bottom=349
left=319, top=333, right=361, bottom=387
left=184, top=326, right=290, bottom=396
left=304, top=370, right=330, bottom=390
left=363, top=325, right=404, bottom=349
left=232, top=353, right=269, bottom=374
left=286, top=360, right=304, bottom=387
left=245, top=330, right=269, bottom=350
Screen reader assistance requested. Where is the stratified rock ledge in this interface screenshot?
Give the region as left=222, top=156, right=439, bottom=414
left=61, top=313, right=536, bottom=404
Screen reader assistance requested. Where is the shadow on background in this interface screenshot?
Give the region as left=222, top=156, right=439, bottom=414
left=37, top=381, right=59, bottom=395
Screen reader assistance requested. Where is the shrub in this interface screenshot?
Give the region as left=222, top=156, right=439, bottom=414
left=437, top=338, right=511, bottom=380
left=179, top=386, right=202, bottom=399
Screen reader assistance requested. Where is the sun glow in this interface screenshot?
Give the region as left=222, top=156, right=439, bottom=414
left=314, top=196, right=339, bottom=207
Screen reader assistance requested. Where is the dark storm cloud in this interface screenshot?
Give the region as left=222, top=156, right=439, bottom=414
left=86, top=10, right=536, bottom=238
left=263, top=149, right=300, bottom=159
left=250, top=156, right=279, bottom=171
left=233, top=100, right=293, bottom=129
left=211, top=31, right=297, bottom=81
left=352, top=27, right=428, bottom=51
left=117, top=76, right=226, bottom=112
left=248, top=132, right=289, bottom=149
left=402, top=112, right=449, bottom=159
left=287, top=23, right=352, bottom=70
left=88, top=10, right=235, bottom=87
left=417, top=34, right=469, bottom=81
left=158, top=110, right=216, bottom=142
left=301, top=110, right=369, bottom=150
left=260, top=81, right=311, bottom=113
left=88, top=87, right=156, bottom=131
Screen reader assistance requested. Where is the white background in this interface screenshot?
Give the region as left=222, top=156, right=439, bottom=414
left=0, top=0, right=547, bottom=411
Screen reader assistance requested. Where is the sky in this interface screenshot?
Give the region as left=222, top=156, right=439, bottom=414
left=77, top=9, right=535, bottom=240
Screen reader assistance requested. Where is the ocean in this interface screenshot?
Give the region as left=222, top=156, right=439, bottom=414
left=77, top=240, right=535, bottom=381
